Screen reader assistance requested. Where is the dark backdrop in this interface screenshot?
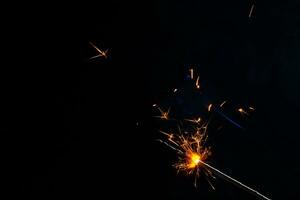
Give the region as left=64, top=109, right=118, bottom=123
left=12, top=0, right=300, bottom=199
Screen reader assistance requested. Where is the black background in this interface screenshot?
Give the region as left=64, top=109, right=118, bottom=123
left=11, top=0, right=300, bottom=199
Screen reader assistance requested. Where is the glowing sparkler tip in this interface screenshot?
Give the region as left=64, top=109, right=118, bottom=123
left=188, top=153, right=201, bottom=169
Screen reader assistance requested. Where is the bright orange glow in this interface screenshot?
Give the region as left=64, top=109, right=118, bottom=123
left=158, top=122, right=212, bottom=187
left=188, top=153, right=201, bottom=168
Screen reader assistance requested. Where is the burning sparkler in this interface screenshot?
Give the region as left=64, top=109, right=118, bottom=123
left=158, top=119, right=214, bottom=188
left=154, top=69, right=271, bottom=200
left=157, top=108, right=271, bottom=199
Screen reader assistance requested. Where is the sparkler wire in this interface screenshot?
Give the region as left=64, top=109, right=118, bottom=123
left=199, top=160, right=272, bottom=200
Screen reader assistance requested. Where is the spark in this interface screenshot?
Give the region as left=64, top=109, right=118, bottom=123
left=174, top=88, right=178, bottom=93
left=185, top=117, right=201, bottom=124
left=220, top=101, right=227, bottom=108
left=238, top=107, right=249, bottom=116
left=153, top=104, right=157, bottom=107
left=89, top=42, right=109, bottom=59
left=190, top=68, right=194, bottom=79
left=208, top=104, right=213, bottom=112
left=249, top=106, right=255, bottom=111
left=159, top=130, right=180, bottom=147
left=154, top=106, right=170, bottom=120
left=196, top=76, right=200, bottom=89
left=249, top=4, right=255, bottom=18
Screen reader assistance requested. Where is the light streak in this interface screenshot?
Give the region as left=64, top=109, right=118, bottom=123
left=249, top=4, right=255, bottom=18
left=196, top=76, right=200, bottom=89
left=220, top=101, right=227, bottom=108
left=89, top=42, right=109, bottom=59
left=190, top=68, right=194, bottom=80
left=208, top=104, right=213, bottom=112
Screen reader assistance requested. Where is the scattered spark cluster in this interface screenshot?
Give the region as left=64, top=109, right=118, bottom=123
left=157, top=116, right=214, bottom=188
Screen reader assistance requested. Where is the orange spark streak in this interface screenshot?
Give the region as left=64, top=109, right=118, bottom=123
left=89, top=42, right=109, bottom=59
left=154, top=106, right=170, bottom=120
left=185, top=117, right=201, bottom=124
left=160, top=122, right=213, bottom=187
